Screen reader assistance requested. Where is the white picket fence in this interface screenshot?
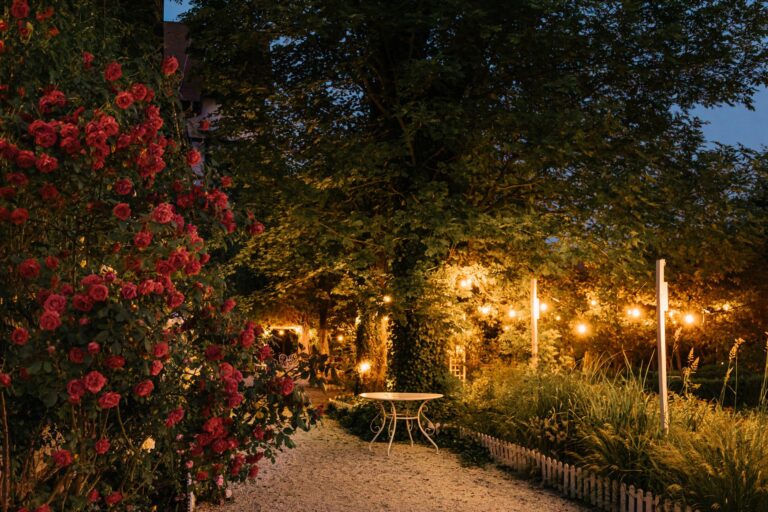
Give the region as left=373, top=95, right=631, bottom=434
left=461, top=428, right=696, bottom=512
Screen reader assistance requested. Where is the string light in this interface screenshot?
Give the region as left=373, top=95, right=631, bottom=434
left=684, top=313, right=696, bottom=325
left=358, top=361, right=371, bottom=374
left=337, top=334, right=344, bottom=342
left=478, top=305, right=492, bottom=315
left=576, top=323, right=588, bottom=335
left=539, top=302, right=548, bottom=313
left=277, top=330, right=285, bottom=336
left=382, top=295, right=392, bottom=304
left=459, top=278, right=473, bottom=290
left=508, top=308, right=518, bottom=318
left=627, top=307, right=641, bottom=319
left=590, top=300, right=598, bottom=307
left=555, top=315, right=562, bottom=321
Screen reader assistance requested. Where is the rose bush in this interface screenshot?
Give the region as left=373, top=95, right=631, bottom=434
left=0, top=2, right=325, bottom=510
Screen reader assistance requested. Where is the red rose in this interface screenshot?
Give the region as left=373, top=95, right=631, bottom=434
left=88, top=284, right=109, bottom=302
left=87, top=341, right=100, bottom=354
left=105, top=492, right=122, bottom=505
left=186, top=149, right=202, bottom=167
left=36, top=6, right=54, bottom=21
left=44, top=293, right=67, bottom=313
left=104, top=355, right=125, bottom=370
left=28, top=120, right=57, bottom=147
left=150, top=360, right=163, bottom=376
left=114, top=178, right=133, bottom=195
left=82, top=51, right=94, bottom=69
left=152, top=342, right=169, bottom=359
left=104, top=61, right=122, bottom=81
left=81, top=274, right=103, bottom=287
left=87, top=489, right=100, bottom=503
left=11, top=327, right=29, bottom=345
left=10, top=0, right=30, bottom=19
left=0, top=373, right=11, bottom=387
left=35, top=153, right=58, bottom=173
left=97, top=391, right=121, bottom=409
left=68, top=347, right=85, bottom=364
left=199, top=119, right=210, bottom=130
left=15, top=149, right=35, bottom=168
left=248, top=465, right=259, bottom=479
left=66, top=379, right=86, bottom=403
left=248, top=221, right=265, bottom=236
left=10, top=208, right=28, bottom=225
left=151, top=203, right=174, bottom=223
left=83, top=370, right=107, bottom=394
left=72, top=294, right=94, bottom=312
left=133, top=230, right=152, bottom=249
left=52, top=449, right=73, bottom=467
left=112, top=203, right=131, bottom=221
left=204, top=345, right=224, bottom=361
left=44, top=255, right=59, bottom=269
left=162, top=56, right=179, bottom=75
left=39, top=310, right=61, bottom=331
left=195, top=471, right=209, bottom=482
left=258, top=345, right=273, bottom=362
left=115, top=91, right=133, bottom=109
left=281, top=377, right=295, bottom=396
left=129, top=83, right=148, bottom=101
left=221, top=298, right=236, bottom=314
left=120, top=283, right=137, bottom=300
left=94, top=438, right=110, bottom=455
left=133, top=379, right=154, bottom=398
left=227, top=393, right=244, bottom=408
left=167, top=291, right=184, bottom=309
left=164, top=407, right=185, bottom=427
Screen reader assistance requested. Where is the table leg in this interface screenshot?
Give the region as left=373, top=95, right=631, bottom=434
left=368, top=401, right=388, bottom=451
left=405, top=418, right=414, bottom=446
left=416, top=400, right=439, bottom=452
left=386, top=400, right=397, bottom=456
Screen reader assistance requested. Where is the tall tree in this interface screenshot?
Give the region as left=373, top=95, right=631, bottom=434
left=185, top=0, right=768, bottom=390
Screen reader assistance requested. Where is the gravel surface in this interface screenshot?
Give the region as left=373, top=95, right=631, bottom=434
left=200, top=419, right=587, bottom=512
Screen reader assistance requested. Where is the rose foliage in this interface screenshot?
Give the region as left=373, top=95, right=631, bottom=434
left=0, top=2, right=325, bottom=510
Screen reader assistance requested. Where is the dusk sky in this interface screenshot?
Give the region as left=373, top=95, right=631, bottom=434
left=164, top=0, right=767, bottom=149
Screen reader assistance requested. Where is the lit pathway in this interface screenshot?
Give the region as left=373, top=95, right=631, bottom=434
left=200, top=419, right=587, bottom=512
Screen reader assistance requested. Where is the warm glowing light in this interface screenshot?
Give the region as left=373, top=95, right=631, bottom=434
left=722, top=303, right=731, bottom=312
left=589, top=299, right=598, bottom=307
left=382, top=295, right=392, bottom=304
left=576, top=323, right=588, bottom=335
left=508, top=309, right=518, bottom=318
left=459, top=278, right=473, bottom=290
left=277, top=330, right=285, bottom=336
left=668, top=309, right=677, bottom=317
left=555, top=315, right=562, bottom=321
left=336, top=334, right=344, bottom=342
left=627, top=307, right=641, bottom=318
left=358, top=361, right=371, bottom=374
left=684, top=313, right=696, bottom=325
left=539, top=302, right=548, bottom=313
left=503, top=326, right=510, bottom=331
left=479, top=305, right=492, bottom=315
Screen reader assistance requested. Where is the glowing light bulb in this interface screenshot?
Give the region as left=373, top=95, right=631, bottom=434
left=555, top=315, right=561, bottom=321
left=590, top=300, right=598, bottom=307
left=459, top=278, right=472, bottom=290
left=684, top=313, right=695, bottom=325
left=508, top=309, right=518, bottom=318
left=359, top=361, right=371, bottom=374
left=539, top=303, right=548, bottom=313
left=336, top=334, right=344, bottom=342
left=479, top=305, right=492, bottom=315
left=576, top=323, right=588, bottom=335
left=723, top=303, right=731, bottom=312
left=278, top=330, right=285, bottom=336
left=382, top=295, right=392, bottom=304
left=627, top=307, right=641, bottom=318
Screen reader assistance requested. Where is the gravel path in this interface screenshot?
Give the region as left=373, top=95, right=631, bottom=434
left=201, top=419, right=587, bottom=512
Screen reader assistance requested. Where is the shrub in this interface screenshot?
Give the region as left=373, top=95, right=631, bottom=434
left=0, top=3, right=323, bottom=510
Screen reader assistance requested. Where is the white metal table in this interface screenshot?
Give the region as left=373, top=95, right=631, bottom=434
left=358, top=392, right=443, bottom=456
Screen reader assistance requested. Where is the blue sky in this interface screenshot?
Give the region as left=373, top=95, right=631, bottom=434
left=163, top=0, right=766, bottom=149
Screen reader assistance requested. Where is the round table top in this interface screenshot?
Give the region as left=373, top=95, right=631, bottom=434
left=358, top=392, right=443, bottom=401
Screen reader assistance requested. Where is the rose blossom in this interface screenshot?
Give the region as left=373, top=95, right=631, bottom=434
left=133, top=230, right=152, bottom=249
left=186, top=149, right=202, bottom=166
left=151, top=203, right=174, bottom=224
left=94, top=438, right=110, bottom=455
left=10, top=208, right=28, bottom=225
left=11, top=327, right=29, bottom=345
left=18, top=258, right=40, bottom=279
left=39, top=310, right=61, bottom=331
left=44, top=255, right=59, bottom=269
left=104, top=355, right=125, bottom=369
left=134, top=379, right=154, bottom=398
left=115, top=91, right=133, bottom=109
left=164, top=407, right=185, bottom=427
left=150, top=360, right=163, bottom=376
left=11, top=0, right=30, bottom=19
left=0, top=373, right=11, bottom=387
left=72, top=294, right=94, bottom=312
left=88, top=284, right=109, bottom=302
left=104, top=61, right=122, bottom=81
left=105, top=492, right=122, bottom=505
left=44, top=294, right=67, bottom=313
left=87, top=341, right=100, bottom=354
left=97, top=391, right=121, bottom=409
left=35, top=153, right=58, bottom=173
left=120, top=283, right=137, bottom=300
left=112, top=203, right=131, bottom=221
left=68, top=347, right=85, bottom=364
left=83, top=370, right=107, bottom=394
left=67, top=379, right=86, bottom=403
left=83, top=51, right=94, bottom=69
left=167, top=291, right=184, bottom=309
left=162, top=56, right=179, bottom=75
left=114, top=178, right=133, bottom=195
left=281, top=377, right=295, bottom=396
left=152, top=342, right=169, bottom=359
left=52, top=449, right=73, bottom=467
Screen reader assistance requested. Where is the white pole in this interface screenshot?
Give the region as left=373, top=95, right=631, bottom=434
left=656, top=259, right=669, bottom=433
left=531, top=277, right=539, bottom=369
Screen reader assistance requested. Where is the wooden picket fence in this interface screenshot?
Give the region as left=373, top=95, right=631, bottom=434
left=461, top=428, right=697, bottom=512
